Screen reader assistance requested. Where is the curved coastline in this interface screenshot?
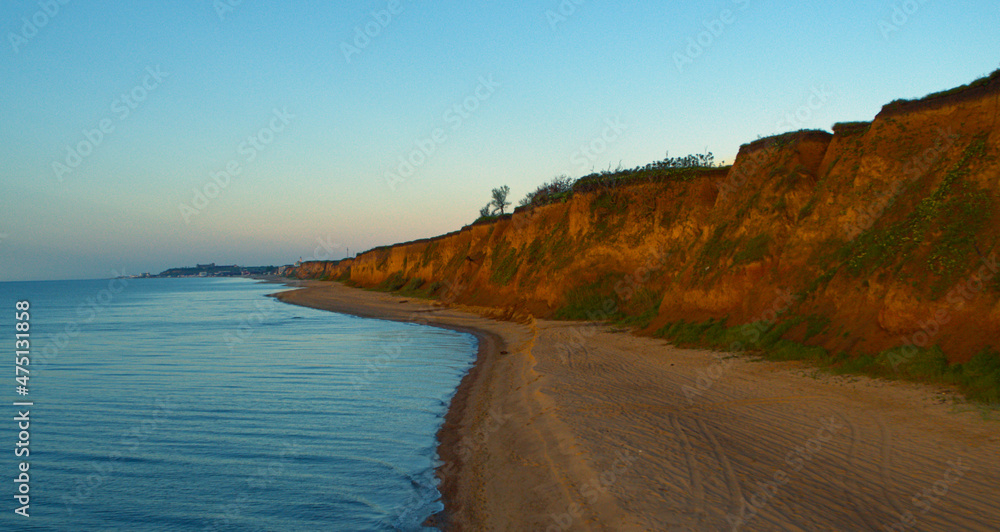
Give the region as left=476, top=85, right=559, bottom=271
left=269, top=280, right=517, bottom=530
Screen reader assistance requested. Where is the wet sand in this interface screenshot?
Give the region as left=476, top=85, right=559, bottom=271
left=273, top=281, right=1000, bottom=531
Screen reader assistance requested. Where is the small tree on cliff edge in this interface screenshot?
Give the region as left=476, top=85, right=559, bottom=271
left=491, top=185, right=511, bottom=215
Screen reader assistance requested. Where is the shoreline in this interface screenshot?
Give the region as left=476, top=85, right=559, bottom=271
left=270, top=280, right=521, bottom=530
left=271, top=280, right=1000, bottom=531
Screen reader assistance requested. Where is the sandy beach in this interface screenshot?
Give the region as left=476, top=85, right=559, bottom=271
left=274, top=281, right=1000, bottom=531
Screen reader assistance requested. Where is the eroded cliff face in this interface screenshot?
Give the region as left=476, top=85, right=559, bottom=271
left=290, top=259, right=352, bottom=281
left=291, top=75, right=1000, bottom=363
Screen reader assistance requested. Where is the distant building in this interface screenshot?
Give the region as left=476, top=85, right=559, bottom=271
left=197, top=263, right=215, bottom=269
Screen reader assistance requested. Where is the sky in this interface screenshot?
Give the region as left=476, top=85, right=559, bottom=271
left=1, top=0, right=998, bottom=281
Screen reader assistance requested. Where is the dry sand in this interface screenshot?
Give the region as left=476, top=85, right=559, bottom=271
left=273, top=281, right=1000, bottom=531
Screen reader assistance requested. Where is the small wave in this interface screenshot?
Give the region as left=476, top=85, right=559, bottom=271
left=379, top=475, right=442, bottom=532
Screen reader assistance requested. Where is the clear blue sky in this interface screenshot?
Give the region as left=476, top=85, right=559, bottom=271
left=1, top=0, right=997, bottom=281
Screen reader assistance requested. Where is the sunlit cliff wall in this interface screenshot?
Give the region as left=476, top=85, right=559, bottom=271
left=291, top=73, right=1000, bottom=364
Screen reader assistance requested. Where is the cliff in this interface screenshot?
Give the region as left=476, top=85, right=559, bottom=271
left=290, top=70, right=1000, bottom=400
left=289, top=258, right=353, bottom=281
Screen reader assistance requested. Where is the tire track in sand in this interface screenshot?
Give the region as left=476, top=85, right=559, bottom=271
left=669, top=413, right=706, bottom=523
left=842, top=415, right=887, bottom=530
left=878, top=417, right=908, bottom=518
left=695, top=417, right=743, bottom=515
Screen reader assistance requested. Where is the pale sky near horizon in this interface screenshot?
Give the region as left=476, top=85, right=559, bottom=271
left=1, top=1, right=998, bottom=281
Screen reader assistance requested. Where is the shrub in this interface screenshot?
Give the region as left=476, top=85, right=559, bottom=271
left=402, top=277, right=424, bottom=293
left=519, top=175, right=575, bottom=208
left=955, top=349, right=1000, bottom=403
left=379, top=271, right=407, bottom=292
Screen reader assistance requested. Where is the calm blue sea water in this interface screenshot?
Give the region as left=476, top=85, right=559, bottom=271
left=0, top=277, right=476, bottom=531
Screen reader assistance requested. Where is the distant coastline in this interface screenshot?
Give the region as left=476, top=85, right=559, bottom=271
left=119, top=262, right=285, bottom=279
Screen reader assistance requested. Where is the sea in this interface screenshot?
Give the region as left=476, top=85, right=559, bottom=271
left=0, top=277, right=477, bottom=531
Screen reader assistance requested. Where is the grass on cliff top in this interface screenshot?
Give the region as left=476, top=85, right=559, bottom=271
left=655, top=317, right=1000, bottom=406
left=832, top=121, right=872, bottom=136
left=501, top=152, right=725, bottom=215
left=739, top=129, right=832, bottom=153
left=884, top=68, right=1000, bottom=110
left=573, top=165, right=726, bottom=192
left=589, top=190, right=632, bottom=239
